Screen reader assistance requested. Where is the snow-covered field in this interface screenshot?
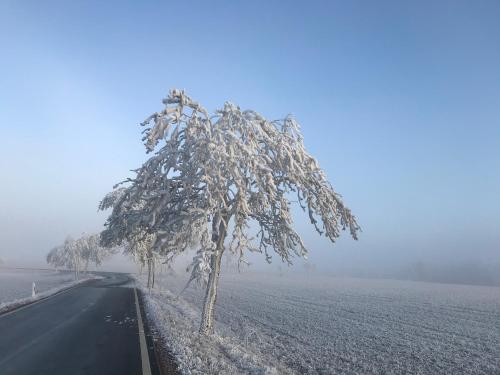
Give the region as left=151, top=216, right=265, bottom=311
left=138, top=271, right=500, bottom=375
left=0, top=268, right=86, bottom=308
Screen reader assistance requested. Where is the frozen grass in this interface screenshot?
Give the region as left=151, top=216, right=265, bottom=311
left=0, top=268, right=96, bottom=313
left=138, top=271, right=500, bottom=375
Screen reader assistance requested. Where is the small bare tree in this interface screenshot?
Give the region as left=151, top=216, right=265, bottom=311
left=101, top=89, right=360, bottom=335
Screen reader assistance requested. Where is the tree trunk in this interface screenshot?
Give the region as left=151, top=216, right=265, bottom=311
left=147, top=259, right=152, bottom=288
left=151, top=258, right=155, bottom=288
left=146, top=246, right=154, bottom=288
left=199, top=216, right=228, bottom=335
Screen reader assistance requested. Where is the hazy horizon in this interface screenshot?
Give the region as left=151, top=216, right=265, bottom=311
left=1, top=1, right=499, bottom=282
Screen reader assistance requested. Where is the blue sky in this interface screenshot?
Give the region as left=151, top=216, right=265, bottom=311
left=1, top=0, right=499, bottom=271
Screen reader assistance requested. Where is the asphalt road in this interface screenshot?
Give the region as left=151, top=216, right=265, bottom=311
left=0, top=273, right=156, bottom=375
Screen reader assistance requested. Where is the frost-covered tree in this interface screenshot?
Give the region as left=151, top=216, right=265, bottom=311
left=47, top=234, right=113, bottom=278
left=101, top=89, right=360, bottom=335
left=79, top=233, right=115, bottom=272
left=99, top=188, right=163, bottom=288
left=47, top=236, right=81, bottom=279
left=123, top=232, right=158, bottom=287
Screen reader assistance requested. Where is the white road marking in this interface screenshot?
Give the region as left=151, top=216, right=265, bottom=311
left=134, top=288, right=152, bottom=375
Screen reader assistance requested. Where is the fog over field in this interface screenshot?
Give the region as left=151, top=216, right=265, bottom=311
left=0, top=269, right=76, bottom=304
left=1, top=1, right=499, bottom=287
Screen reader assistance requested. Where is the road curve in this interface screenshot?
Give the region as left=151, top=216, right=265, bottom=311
left=0, top=273, right=156, bottom=375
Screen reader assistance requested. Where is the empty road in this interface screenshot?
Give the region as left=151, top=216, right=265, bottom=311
left=0, top=273, right=158, bottom=375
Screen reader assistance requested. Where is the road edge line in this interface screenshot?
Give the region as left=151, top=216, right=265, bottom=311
left=135, top=288, right=152, bottom=375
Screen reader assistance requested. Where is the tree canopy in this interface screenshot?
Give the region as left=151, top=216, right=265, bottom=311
left=100, top=89, right=360, bottom=334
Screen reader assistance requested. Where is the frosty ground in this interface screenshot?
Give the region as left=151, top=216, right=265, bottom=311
left=0, top=268, right=93, bottom=312
left=138, top=271, right=500, bottom=375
